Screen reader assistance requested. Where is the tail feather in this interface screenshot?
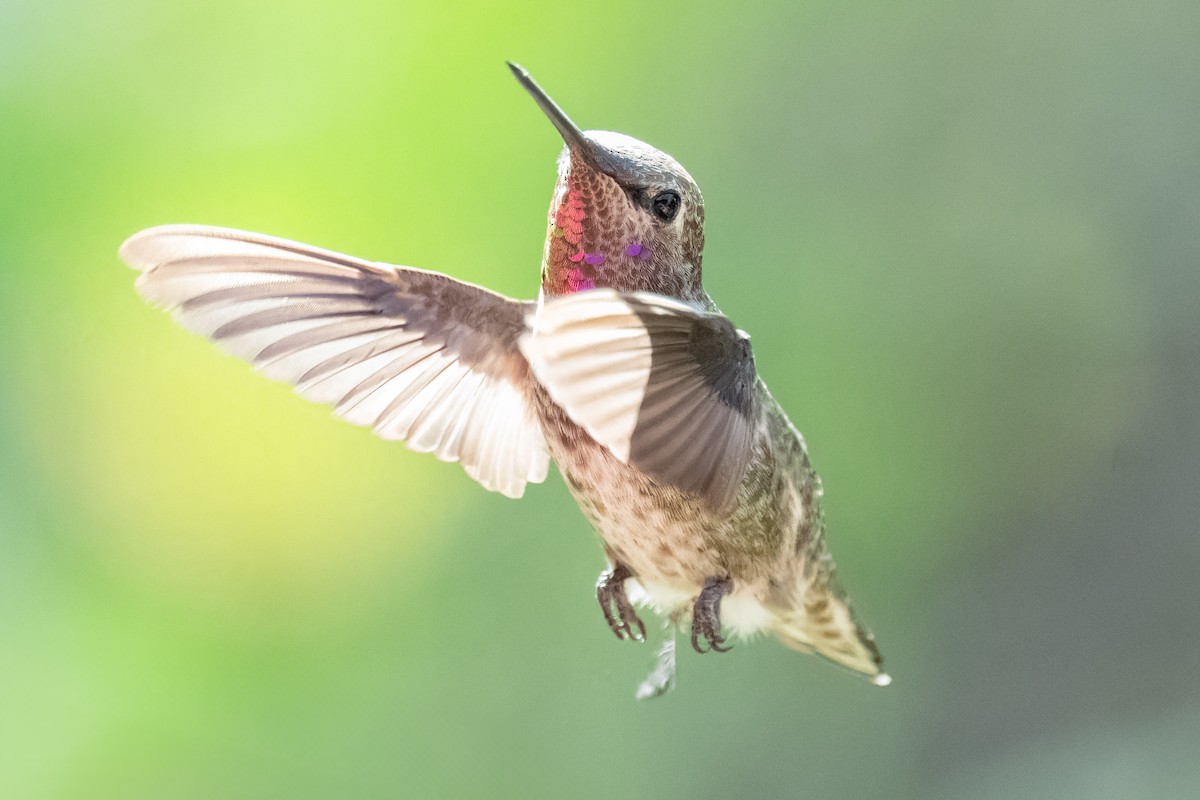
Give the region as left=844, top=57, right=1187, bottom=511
left=773, top=581, right=889, bottom=686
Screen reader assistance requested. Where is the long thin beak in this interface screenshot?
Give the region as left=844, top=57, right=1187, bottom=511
left=507, top=62, right=598, bottom=166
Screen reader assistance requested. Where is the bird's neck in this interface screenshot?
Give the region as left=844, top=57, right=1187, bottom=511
left=539, top=175, right=703, bottom=301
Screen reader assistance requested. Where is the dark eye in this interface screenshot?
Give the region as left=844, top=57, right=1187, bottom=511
left=651, top=190, right=681, bottom=223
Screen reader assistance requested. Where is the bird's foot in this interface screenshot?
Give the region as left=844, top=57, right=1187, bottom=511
left=597, top=563, right=646, bottom=642
left=690, top=576, right=733, bottom=653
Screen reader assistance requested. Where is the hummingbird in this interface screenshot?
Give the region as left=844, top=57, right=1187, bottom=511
left=120, top=63, right=888, bottom=693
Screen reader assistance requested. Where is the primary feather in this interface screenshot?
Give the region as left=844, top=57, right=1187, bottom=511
left=121, top=225, right=549, bottom=498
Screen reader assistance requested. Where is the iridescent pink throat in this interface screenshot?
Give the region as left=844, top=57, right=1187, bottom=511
left=546, top=186, right=652, bottom=294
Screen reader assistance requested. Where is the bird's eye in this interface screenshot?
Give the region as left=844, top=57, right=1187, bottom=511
left=651, top=190, right=681, bottom=223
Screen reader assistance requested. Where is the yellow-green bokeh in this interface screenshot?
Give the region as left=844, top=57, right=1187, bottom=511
left=3, top=1, right=1198, bottom=798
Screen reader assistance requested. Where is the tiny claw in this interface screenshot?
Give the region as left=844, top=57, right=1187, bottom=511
left=596, top=563, right=646, bottom=643
left=598, top=586, right=623, bottom=639
left=690, top=576, right=733, bottom=655
left=630, top=615, right=647, bottom=643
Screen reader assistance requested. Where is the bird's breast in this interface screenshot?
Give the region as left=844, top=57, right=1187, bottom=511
left=527, top=379, right=799, bottom=598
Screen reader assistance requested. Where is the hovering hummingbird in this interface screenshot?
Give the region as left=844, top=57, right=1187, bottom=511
left=120, top=63, right=888, bottom=693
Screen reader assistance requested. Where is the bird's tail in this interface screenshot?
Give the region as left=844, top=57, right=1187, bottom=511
left=771, top=564, right=890, bottom=686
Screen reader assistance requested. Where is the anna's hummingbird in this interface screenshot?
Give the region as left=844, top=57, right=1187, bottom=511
left=120, top=63, right=888, bottom=692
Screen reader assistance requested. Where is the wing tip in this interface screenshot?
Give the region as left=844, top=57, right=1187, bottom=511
left=118, top=227, right=158, bottom=272
left=119, top=224, right=223, bottom=272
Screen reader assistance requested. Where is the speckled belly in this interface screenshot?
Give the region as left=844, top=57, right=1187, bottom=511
left=531, top=384, right=725, bottom=589
left=571, top=474, right=722, bottom=589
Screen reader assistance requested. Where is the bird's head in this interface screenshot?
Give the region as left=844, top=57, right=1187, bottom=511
left=509, top=64, right=705, bottom=301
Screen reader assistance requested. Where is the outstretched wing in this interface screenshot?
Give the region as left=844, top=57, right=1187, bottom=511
left=520, top=290, right=757, bottom=512
left=121, top=224, right=549, bottom=498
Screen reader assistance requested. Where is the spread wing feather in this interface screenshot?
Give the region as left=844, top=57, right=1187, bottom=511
left=121, top=224, right=549, bottom=498
left=521, top=290, right=757, bottom=512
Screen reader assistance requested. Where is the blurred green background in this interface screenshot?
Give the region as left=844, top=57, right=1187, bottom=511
left=3, top=1, right=1198, bottom=797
